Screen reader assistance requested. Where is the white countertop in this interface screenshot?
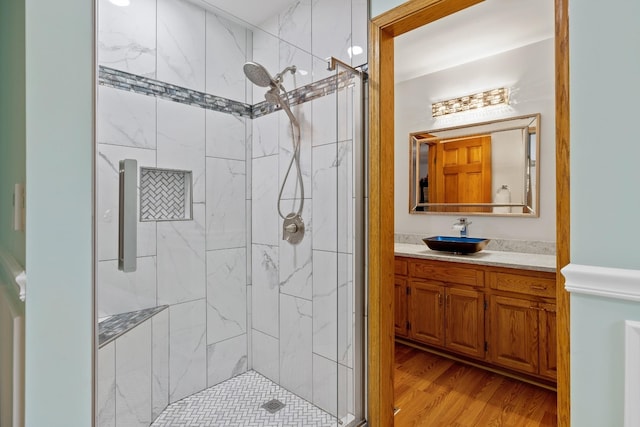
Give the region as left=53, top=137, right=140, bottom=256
left=395, top=243, right=556, bottom=273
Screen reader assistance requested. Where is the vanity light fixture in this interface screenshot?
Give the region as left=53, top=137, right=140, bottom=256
left=431, top=87, right=509, bottom=117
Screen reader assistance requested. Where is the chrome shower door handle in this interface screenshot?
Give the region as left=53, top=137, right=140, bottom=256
left=118, top=159, right=137, bottom=272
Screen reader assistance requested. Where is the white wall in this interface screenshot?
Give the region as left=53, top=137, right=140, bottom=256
left=24, top=0, right=94, bottom=425
left=569, top=0, right=640, bottom=425
left=395, top=38, right=555, bottom=242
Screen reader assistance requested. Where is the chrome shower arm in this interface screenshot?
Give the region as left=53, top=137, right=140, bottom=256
left=274, top=65, right=297, bottom=83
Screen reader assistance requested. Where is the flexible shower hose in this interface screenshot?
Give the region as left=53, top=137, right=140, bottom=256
left=276, top=93, right=304, bottom=220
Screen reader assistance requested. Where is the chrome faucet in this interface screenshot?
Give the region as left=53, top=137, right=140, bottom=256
left=453, top=218, right=471, bottom=237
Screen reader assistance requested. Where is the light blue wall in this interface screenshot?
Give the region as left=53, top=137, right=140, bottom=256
left=24, top=0, right=94, bottom=426
left=0, top=0, right=26, bottom=265
left=570, top=0, right=640, bottom=271
left=370, top=0, right=405, bottom=18
left=570, top=0, right=640, bottom=426
left=571, top=294, right=640, bottom=427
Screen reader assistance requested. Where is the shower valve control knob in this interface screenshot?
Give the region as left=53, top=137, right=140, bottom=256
left=284, top=223, right=298, bottom=233
left=282, top=213, right=305, bottom=244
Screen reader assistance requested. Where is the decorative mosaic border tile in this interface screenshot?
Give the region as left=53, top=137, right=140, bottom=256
left=99, top=66, right=253, bottom=118
left=252, top=71, right=356, bottom=118
left=98, top=305, right=169, bottom=348
left=98, top=66, right=357, bottom=120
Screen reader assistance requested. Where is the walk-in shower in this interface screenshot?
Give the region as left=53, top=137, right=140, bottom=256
left=96, top=0, right=366, bottom=425
left=244, top=61, right=305, bottom=244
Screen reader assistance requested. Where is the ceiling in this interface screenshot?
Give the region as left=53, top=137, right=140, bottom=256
left=195, top=0, right=554, bottom=84
left=395, top=0, right=554, bottom=82
left=197, top=0, right=293, bottom=28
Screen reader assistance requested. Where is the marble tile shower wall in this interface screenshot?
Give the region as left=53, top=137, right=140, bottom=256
left=97, top=0, right=365, bottom=424
left=97, top=0, right=250, bottom=422
left=249, top=0, right=364, bottom=419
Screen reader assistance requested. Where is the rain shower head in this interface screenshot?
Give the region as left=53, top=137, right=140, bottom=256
left=244, top=61, right=300, bottom=127
left=243, top=62, right=298, bottom=88
left=243, top=62, right=275, bottom=87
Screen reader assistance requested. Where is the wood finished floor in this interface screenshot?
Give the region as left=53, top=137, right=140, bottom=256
left=394, top=343, right=557, bottom=427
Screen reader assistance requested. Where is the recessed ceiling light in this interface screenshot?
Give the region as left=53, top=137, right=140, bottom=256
left=109, top=0, right=130, bottom=6
left=297, top=69, right=308, bottom=76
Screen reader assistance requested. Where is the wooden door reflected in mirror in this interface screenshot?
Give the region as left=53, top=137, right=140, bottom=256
left=410, top=114, right=539, bottom=216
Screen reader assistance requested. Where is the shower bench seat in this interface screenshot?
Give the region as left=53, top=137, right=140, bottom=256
left=97, top=305, right=169, bottom=427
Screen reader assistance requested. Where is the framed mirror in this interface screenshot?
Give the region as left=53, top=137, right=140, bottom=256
left=409, top=113, right=540, bottom=216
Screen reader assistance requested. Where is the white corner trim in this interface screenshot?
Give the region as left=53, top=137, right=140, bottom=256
left=625, top=320, right=640, bottom=427
left=562, top=263, right=640, bottom=302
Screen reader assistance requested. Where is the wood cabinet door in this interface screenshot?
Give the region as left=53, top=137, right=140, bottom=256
left=539, top=302, right=557, bottom=380
left=489, top=295, right=538, bottom=374
left=445, top=287, right=485, bottom=359
left=409, top=280, right=444, bottom=347
left=394, top=277, right=408, bottom=337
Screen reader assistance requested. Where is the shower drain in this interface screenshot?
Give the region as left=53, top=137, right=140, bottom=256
left=261, top=399, right=286, bottom=414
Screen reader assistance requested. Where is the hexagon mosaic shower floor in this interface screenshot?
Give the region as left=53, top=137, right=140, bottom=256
left=151, top=370, right=340, bottom=427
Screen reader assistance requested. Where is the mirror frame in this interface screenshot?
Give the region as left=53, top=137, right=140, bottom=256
left=408, top=113, right=541, bottom=217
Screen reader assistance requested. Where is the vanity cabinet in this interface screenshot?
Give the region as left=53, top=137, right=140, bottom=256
left=394, top=277, right=409, bottom=336
left=394, top=259, right=409, bottom=337
left=487, top=268, right=557, bottom=380
left=395, top=255, right=557, bottom=382
left=409, top=280, right=485, bottom=358
left=396, top=258, right=486, bottom=359
left=538, top=302, right=557, bottom=378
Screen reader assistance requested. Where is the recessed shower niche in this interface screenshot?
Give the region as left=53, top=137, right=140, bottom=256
left=139, top=167, right=193, bottom=222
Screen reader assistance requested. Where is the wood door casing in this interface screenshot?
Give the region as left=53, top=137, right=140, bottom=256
left=408, top=280, right=444, bottom=347
left=489, top=295, right=539, bottom=375
left=445, top=287, right=485, bottom=358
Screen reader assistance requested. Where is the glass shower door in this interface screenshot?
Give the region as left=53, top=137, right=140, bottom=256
left=332, top=57, right=366, bottom=426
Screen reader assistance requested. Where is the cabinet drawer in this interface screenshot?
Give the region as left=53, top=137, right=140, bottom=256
left=395, top=258, right=408, bottom=276
left=488, top=270, right=556, bottom=298
left=409, top=260, right=484, bottom=287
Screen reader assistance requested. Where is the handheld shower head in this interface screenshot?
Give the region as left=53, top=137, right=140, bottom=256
left=264, top=87, right=282, bottom=106
left=243, top=62, right=275, bottom=87
left=244, top=60, right=299, bottom=127
left=242, top=62, right=304, bottom=232
left=264, top=87, right=299, bottom=128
